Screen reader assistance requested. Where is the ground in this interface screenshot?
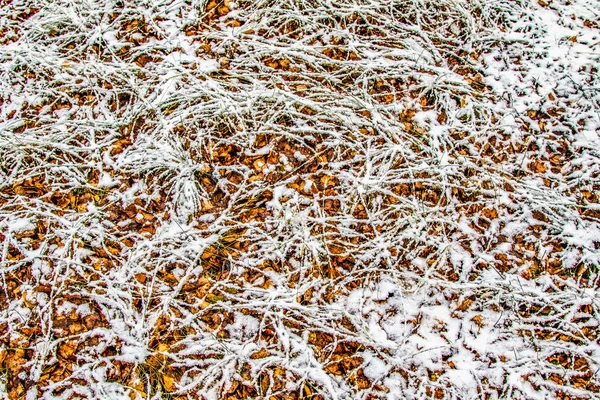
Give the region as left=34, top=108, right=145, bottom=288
left=0, top=0, right=599, bottom=399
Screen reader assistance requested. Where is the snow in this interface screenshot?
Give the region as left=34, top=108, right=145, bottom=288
left=1, top=0, right=599, bottom=398
left=97, top=172, right=117, bottom=188
left=362, top=352, right=390, bottom=381
left=7, top=217, right=35, bottom=232
left=226, top=313, right=260, bottom=341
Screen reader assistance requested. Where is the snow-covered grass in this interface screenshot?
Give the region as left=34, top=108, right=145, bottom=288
left=1, top=0, right=599, bottom=399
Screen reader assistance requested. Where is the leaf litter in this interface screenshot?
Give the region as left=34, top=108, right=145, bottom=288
left=0, top=0, right=599, bottom=399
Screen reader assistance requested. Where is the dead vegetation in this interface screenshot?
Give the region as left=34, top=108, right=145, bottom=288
left=1, top=0, right=599, bottom=399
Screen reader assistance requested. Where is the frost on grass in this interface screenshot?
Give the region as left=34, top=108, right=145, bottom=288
left=1, top=0, right=599, bottom=399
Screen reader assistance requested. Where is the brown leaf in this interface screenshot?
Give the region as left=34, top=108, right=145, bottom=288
left=325, top=362, right=343, bottom=375
left=139, top=225, right=156, bottom=236
left=250, top=348, right=270, bottom=359
left=279, top=58, right=291, bottom=70
left=529, top=160, right=547, bottom=173
left=217, top=5, right=229, bottom=16
left=134, top=54, right=152, bottom=67
left=382, top=94, right=395, bottom=104
left=471, top=314, right=485, bottom=328
left=135, top=273, right=147, bottom=284
left=481, top=208, right=498, bottom=219
left=58, top=341, right=77, bottom=359
left=538, top=120, right=546, bottom=131
left=8, top=382, right=25, bottom=400
left=456, top=298, right=473, bottom=312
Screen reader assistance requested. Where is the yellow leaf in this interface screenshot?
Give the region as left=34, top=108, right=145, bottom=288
left=158, top=343, right=169, bottom=353
left=200, top=300, right=211, bottom=309
left=304, top=382, right=312, bottom=395
left=320, top=175, right=335, bottom=187
left=162, top=375, right=177, bottom=392
left=205, top=293, right=224, bottom=304
left=22, top=292, right=35, bottom=308
left=253, top=158, right=266, bottom=171
left=201, top=199, right=214, bottom=211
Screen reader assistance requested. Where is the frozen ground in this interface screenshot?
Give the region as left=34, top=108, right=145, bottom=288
left=1, top=0, right=599, bottom=399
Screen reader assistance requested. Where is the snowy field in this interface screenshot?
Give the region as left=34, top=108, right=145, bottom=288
left=1, top=0, right=600, bottom=398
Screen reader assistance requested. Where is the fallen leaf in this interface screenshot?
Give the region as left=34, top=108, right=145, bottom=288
left=205, top=293, right=225, bottom=304
left=162, top=374, right=177, bottom=392
left=250, top=348, right=270, bottom=359
left=158, top=343, right=169, bottom=353
left=471, top=314, right=485, bottom=328
left=456, top=298, right=473, bottom=312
